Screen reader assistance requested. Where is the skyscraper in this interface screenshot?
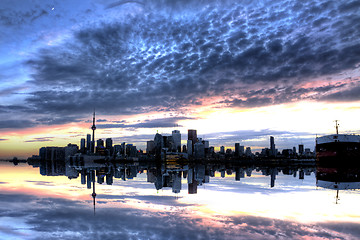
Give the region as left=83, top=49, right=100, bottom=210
left=187, top=140, right=193, bottom=156
left=299, top=144, right=304, bottom=155
left=146, top=140, right=155, bottom=154
left=235, top=143, right=240, bottom=156
left=105, top=138, right=113, bottom=149
left=172, top=130, right=181, bottom=152
left=270, top=136, right=276, bottom=157
left=80, top=138, right=86, bottom=153
left=86, top=134, right=91, bottom=151
left=188, top=129, right=197, bottom=153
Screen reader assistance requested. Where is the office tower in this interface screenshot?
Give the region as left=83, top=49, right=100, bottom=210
left=147, top=140, right=155, bottom=154
left=154, top=133, right=163, bottom=156
left=121, top=142, right=126, bottom=155
left=188, top=129, right=197, bottom=153
left=194, top=142, right=205, bottom=158
left=220, top=146, right=225, bottom=154
left=165, top=136, right=175, bottom=151
left=182, top=145, right=187, bottom=153
left=86, top=134, right=91, bottom=151
left=187, top=140, right=193, bottom=156
left=203, top=140, right=209, bottom=149
left=235, top=143, right=240, bottom=156
left=299, top=144, right=304, bottom=155
left=245, top=147, right=252, bottom=156
left=172, top=130, right=181, bottom=152
left=97, top=139, right=104, bottom=147
left=114, top=145, right=121, bottom=155
left=270, top=136, right=276, bottom=157
left=209, top=146, right=214, bottom=154
left=80, top=138, right=86, bottom=153
left=105, top=138, right=113, bottom=149
left=240, top=145, right=244, bottom=156
left=293, top=147, right=296, bottom=156
left=64, top=143, right=78, bottom=158
left=91, top=111, right=96, bottom=153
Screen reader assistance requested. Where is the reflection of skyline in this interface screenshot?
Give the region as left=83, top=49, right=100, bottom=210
left=1, top=159, right=360, bottom=240
left=27, top=157, right=317, bottom=194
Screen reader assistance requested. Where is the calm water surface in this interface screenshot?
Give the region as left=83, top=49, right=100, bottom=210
left=0, top=160, right=360, bottom=240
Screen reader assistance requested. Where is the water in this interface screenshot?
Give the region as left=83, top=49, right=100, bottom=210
left=1, top=160, right=359, bottom=240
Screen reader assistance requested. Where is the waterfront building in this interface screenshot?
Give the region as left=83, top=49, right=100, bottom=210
left=188, top=129, right=197, bottom=153
left=105, top=138, right=113, bottom=149
left=187, top=140, right=193, bottom=156
left=270, top=136, right=276, bottom=157
left=194, top=142, right=205, bottom=158
left=299, top=144, right=304, bottom=155
left=235, top=143, right=240, bottom=156
left=86, top=134, right=91, bottom=151
left=80, top=138, right=85, bottom=153
left=147, top=140, right=155, bottom=154
left=172, top=130, right=181, bottom=152
left=220, top=146, right=225, bottom=154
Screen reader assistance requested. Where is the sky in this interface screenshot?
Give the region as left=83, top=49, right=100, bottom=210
left=0, top=0, right=360, bottom=158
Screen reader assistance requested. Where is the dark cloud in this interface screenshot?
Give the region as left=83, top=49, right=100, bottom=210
left=97, top=116, right=193, bottom=129
left=0, top=120, right=36, bottom=129
left=35, top=116, right=81, bottom=125
left=24, top=137, right=54, bottom=143
left=320, top=85, right=360, bottom=101
left=20, top=0, right=360, bottom=118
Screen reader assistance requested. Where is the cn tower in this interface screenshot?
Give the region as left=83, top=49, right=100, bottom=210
left=91, top=110, right=96, bottom=153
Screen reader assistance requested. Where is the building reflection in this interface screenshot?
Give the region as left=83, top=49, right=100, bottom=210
left=22, top=155, right=360, bottom=210
left=27, top=157, right=319, bottom=193
left=316, top=160, right=360, bottom=204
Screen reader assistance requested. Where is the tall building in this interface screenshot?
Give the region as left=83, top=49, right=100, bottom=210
left=86, top=134, right=91, bottom=151
left=270, top=136, right=276, bottom=157
left=105, top=138, right=113, bottom=149
left=64, top=143, right=78, bottom=158
left=80, top=138, right=86, bottom=153
left=194, top=142, right=205, bottom=158
left=154, top=133, right=163, bottom=156
left=146, top=140, right=155, bottom=154
left=240, top=145, right=245, bottom=156
left=235, top=143, right=240, bottom=156
left=220, top=146, right=225, bottom=154
left=187, top=140, right=193, bottom=156
left=299, top=144, right=304, bottom=155
left=172, top=130, right=181, bottom=152
left=188, top=129, right=197, bottom=153
left=245, top=147, right=252, bottom=156
left=97, top=139, right=104, bottom=147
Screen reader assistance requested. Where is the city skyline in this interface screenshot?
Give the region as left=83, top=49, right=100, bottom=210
left=1, top=0, right=360, bottom=158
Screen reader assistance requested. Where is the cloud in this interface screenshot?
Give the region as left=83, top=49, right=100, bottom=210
left=320, top=85, right=360, bottom=102
left=0, top=192, right=358, bottom=240
left=0, top=120, right=36, bottom=129
left=35, top=116, right=81, bottom=125
left=97, top=116, right=192, bottom=129
left=20, top=0, right=360, bottom=119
